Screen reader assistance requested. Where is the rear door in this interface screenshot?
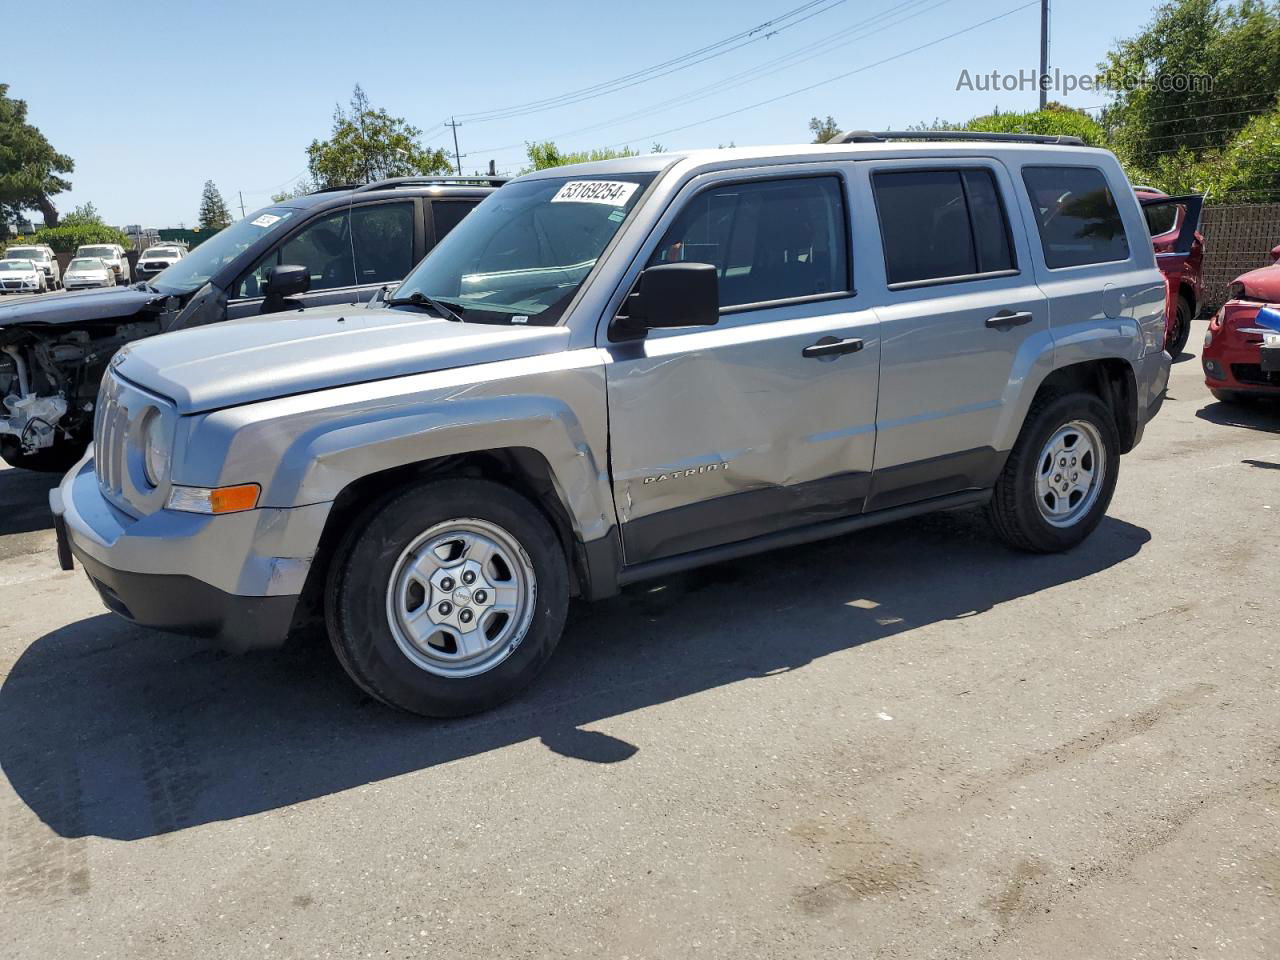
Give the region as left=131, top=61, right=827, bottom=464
left=861, top=158, right=1050, bottom=510
left=226, top=198, right=422, bottom=318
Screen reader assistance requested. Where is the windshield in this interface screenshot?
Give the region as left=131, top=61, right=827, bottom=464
left=393, top=174, right=654, bottom=324
left=79, top=246, right=115, bottom=258
left=5, top=248, right=46, bottom=261
left=149, top=207, right=296, bottom=294
left=0, top=260, right=35, bottom=271
left=142, top=248, right=179, bottom=259
left=69, top=258, right=106, bottom=270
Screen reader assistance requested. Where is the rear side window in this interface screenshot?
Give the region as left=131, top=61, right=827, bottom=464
left=649, top=176, right=849, bottom=310
left=872, top=169, right=1015, bottom=286
left=1142, top=202, right=1178, bottom=236
left=1021, top=166, right=1130, bottom=269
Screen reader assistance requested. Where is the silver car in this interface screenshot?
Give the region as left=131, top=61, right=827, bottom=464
left=53, top=132, right=1179, bottom=716
left=63, top=257, right=117, bottom=290
left=75, top=244, right=131, bottom=285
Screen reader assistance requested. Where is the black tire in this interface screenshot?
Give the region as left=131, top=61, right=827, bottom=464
left=987, top=392, right=1120, bottom=553
left=0, top=439, right=84, bottom=473
left=325, top=478, right=570, bottom=717
left=1165, top=295, right=1193, bottom=357
left=1210, top=387, right=1256, bottom=404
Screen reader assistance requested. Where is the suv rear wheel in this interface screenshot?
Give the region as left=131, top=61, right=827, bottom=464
left=987, top=392, right=1120, bottom=552
left=326, top=478, right=569, bottom=717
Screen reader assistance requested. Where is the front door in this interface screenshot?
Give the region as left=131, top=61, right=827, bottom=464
left=604, top=170, right=881, bottom=564
left=226, top=199, right=420, bottom=319
left=860, top=159, right=1051, bottom=510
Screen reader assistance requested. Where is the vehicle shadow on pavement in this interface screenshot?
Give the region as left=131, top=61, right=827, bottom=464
left=0, top=509, right=1150, bottom=841
left=1195, top=399, right=1280, bottom=433
left=0, top=466, right=59, bottom=537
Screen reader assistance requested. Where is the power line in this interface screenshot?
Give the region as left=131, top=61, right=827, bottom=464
left=455, top=0, right=847, bottom=123
left=597, top=1, right=1040, bottom=151
left=470, top=0, right=959, bottom=157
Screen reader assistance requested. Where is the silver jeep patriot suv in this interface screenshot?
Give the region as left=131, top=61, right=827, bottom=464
left=52, top=132, right=1173, bottom=716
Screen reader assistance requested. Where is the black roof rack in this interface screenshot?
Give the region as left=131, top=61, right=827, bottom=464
left=353, top=175, right=508, bottom=193
left=306, top=183, right=360, bottom=194
left=827, top=129, right=1087, bottom=146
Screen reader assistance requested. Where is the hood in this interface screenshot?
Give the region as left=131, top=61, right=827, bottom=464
left=115, top=303, right=574, bottom=414
left=1234, top=264, right=1280, bottom=303
left=0, top=285, right=166, bottom=328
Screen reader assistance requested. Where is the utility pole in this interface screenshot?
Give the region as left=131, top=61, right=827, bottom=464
left=238, top=191, right=246, bottom=218
left=1038, top=0, right=1050, bottom=110
left=446, top=117, right=463, bottom=175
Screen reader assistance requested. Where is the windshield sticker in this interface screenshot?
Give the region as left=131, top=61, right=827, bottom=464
left=551, top=180, right=639, bottom=206
left=250, top=213, right=282, bottom=228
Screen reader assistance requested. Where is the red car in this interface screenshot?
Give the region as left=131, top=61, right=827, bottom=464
left=1202, top=254, right=1280, bottom=402
left=1135, top=187, right=1205, bottom=357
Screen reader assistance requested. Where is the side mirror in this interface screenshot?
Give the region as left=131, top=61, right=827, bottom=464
left=613, top=262, right=719, bottom=340
left=264, top=264, right=310, bottom=300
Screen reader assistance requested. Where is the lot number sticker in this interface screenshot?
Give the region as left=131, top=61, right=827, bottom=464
left=251, top=213, right=282, bottom=228
left=551, top=181, right=639, bottom=206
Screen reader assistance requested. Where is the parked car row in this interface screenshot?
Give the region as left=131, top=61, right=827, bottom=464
left=44, top=133, right=1194, bottom=717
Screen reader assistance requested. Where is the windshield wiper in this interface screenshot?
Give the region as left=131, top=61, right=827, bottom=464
left=386, top=291, right=465, bottom=323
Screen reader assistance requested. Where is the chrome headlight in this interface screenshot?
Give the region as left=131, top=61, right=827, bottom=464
left=141, top=407, right=171, bottom=487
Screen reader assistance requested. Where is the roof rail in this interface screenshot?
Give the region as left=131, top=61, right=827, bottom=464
left=354, top=175, right=508, bottom=193
left=827, top=129, right=1087, bottom=147
left=306, top=183, right=361, bottom=195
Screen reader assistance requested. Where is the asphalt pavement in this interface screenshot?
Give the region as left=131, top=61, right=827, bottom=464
left=1, top=319, right=1277, bottom=959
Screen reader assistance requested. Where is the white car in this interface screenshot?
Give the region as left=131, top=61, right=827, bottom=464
left=2, top=244, right=60, bottom=289
left=62, top=257, right=116, bottom=290
left=0, top=258, right=48, bottom=294
left=75, top=244, right=131, bottom=285
left=135, top=244, right=185, bottom=280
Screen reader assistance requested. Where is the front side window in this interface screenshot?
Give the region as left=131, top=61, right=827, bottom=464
left=237, top=202, right=414, bottom=298
left=649, top=176, right=849, bottom=309
left=394, top=174, right=654, bottom=325
left=1022, top=166, right=1129, bottom=269
left=431, top=201, right=478, bottom=243
left=872, top=169, right=1015, bottom=286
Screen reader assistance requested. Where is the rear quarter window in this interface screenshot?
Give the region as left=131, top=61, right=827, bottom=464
left=1021, top=166, right=1130, bottom=269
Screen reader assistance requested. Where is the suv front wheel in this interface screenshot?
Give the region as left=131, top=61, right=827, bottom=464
left=326, top=478, right=570, bottom=717
left=987, top=392, right=1120, bottom=552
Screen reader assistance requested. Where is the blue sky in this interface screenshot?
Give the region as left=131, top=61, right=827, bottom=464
left=21, top=0, right=1161, bottom=227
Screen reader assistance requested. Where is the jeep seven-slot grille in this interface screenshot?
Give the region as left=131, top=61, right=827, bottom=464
left=95, top=374, right=129, bottom=497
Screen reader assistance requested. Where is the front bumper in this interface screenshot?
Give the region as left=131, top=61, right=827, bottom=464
left=51, top=452, right=332, bottom=651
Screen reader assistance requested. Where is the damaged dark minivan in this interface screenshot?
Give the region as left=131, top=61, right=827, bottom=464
left=0, top=176, right=499, bottom=470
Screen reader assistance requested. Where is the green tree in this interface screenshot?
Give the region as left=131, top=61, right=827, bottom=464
left=808, top=115, right=841, bottom=143
left=964, top=105, right=1109, bottom=145
left=270, top=178, right=317, bottom=203
left=1200, top=105, right=1280, bottom=201
left=198, top=180, right=232, bottom=230
left=523, top=141, right=639, bottom=172
left=1099, top=0, right=1280, bottom=169
left=0, top=83, right=73, bottom=231
left=307, top=85, right=451, bottom=187
left=61, top=202, right=102, bottom=226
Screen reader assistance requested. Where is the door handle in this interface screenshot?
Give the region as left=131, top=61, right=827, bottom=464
left=803, top=336, right=864, bottom=359
left=985, top=309, right=1034, bottom=330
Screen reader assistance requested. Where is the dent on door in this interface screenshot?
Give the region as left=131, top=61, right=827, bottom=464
left=607, top=309, right=881, bottom=563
